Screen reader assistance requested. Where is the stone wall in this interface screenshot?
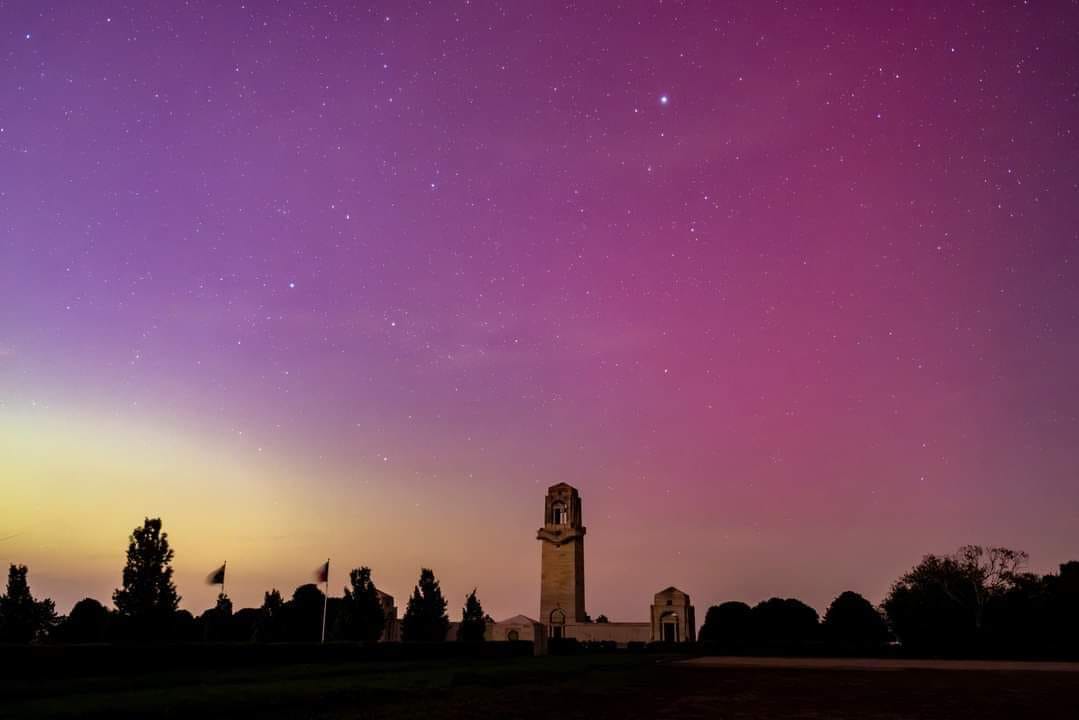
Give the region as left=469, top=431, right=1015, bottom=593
left=563, top=622, right=651, bottom=645
left=485, top=616, right=547, bottom=654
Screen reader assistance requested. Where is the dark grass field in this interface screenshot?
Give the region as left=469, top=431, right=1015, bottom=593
left=4, top=654, right=1079, bottom=719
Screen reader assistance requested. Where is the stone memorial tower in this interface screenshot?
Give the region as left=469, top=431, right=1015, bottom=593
left=537, top=482, right=587, bottom=635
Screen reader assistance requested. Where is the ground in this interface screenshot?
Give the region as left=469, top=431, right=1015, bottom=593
left=5, top=654, right=1079, bottom=719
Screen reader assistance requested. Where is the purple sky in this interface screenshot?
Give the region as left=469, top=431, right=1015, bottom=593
left=2, top=2, right=1078, bottom=621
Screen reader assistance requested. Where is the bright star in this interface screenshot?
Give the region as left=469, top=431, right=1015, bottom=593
left=288, top=281, right=296, bottom=289
left=659, top=94, right=669, bottom=105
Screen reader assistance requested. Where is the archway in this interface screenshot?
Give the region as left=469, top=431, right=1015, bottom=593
left=549, top=608, right=566, bottom=639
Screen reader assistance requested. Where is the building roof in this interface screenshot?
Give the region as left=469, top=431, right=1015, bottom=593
left=495, top=614, right=541, bottom=626
left=655, top=586, right=690, bottom=599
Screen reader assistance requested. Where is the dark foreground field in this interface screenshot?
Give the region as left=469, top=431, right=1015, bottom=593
left=5, top=653, right=1079, bottom=719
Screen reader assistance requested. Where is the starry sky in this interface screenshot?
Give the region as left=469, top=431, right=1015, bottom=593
left=2, top=2, right=1078, bottom=622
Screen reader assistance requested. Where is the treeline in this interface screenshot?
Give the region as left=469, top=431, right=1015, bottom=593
left=5, top=519, right=1079, bottom=660
left=1, top=518, right=488, bottom=645
left=700, top=546, right=1079, bottom=659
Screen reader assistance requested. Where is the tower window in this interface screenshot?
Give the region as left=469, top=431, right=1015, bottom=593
left=552, top=502, right=567, bottom=525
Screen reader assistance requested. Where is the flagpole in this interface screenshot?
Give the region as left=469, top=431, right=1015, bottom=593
left=320, top=558, right=329, bottom=644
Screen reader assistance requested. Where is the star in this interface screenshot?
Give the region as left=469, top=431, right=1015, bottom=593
left=659, top=94, right=669, bottom=106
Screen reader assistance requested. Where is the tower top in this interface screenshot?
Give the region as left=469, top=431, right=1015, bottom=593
left=539, top=483, right=585, bottom=537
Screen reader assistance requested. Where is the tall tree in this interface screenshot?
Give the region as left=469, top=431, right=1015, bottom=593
left=750, top=598, right=819, bottom=651
left=822, top=591, right=889, bottom=654
left=883, top=545, right=1027, bottom=655
left=699, top=601, right=752, bottom=648
left=0, top=564, right=57, bottom=643
left=883, top=553, right=973, bottom=654
left=335, top=566, right=386, bottom=642
left=112, top=518, right=180, bottom=638
left=401, top=568, right=449, bottom=642
left=954, top=545, right=1027, bottom=632
left=458, top=588, right=486, bottom=642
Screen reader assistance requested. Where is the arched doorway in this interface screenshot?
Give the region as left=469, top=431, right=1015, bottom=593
left=549, top=608, right=566, bottom=639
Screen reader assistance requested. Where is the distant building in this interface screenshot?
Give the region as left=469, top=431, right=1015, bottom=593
left=651, top=586, right=696, bottom=642
left=535, top=482, right=695, bottom=646
left=383, top=482, right=695, bottom=651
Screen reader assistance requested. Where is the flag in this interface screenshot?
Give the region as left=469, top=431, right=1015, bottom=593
left=315, top=559, right=330, bottom=644
left=207, top=563, right=226, bottom=585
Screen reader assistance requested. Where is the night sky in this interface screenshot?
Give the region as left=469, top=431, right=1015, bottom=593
left=2, top=2, right=1078, bottom=622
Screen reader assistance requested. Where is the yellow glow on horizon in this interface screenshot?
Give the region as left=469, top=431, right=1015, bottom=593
left=1, top=404, right=401, bottom=611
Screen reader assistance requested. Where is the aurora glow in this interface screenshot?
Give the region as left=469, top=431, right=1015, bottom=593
left=2, top=2, right=1077, bottom=621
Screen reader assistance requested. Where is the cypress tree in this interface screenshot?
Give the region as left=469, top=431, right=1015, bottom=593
left=401, top=568, right=449, bottom=642
left=458, top=588, right=486, bottom=642
left=336, top=566, right=386, bottom=642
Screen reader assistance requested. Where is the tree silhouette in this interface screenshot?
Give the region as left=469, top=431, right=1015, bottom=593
left=54, top=598, right=110, bottom=643
left=595, top=614, right=609, bottom=623
left=0, top=564, right=57, bottom=643
left=1044, top=561, right=1079, bottom=657
left=401, top=568, right=449, bottom=642
left=255, top=588, right=286, bottom=642
left=750, top=598, right=819, bottom=652
left=264, top=588, right=284, bottom=613
left=883, top=553, right=972, bottom=654
left=699, top=601, right=752, bottom=649
left=172, top=609, right=199, bottom=642
left=954, top=545, right=1027, bottom=632
left=458, top=588, right=486, bottom=642
left=883, top=546, right=1027, bottom=655
left=984, top=571, right=1050, bottom=656
left=335, top=566, right=386, bottom=643
left=288, top=584, right=326, bottom=642
left=200, top=592, right=234, bottom=641
left=822, top=591, right=889, bottom=654
left=230, top=607, right=261, bottom=642
left=112, top=518, right=180, bottom=639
